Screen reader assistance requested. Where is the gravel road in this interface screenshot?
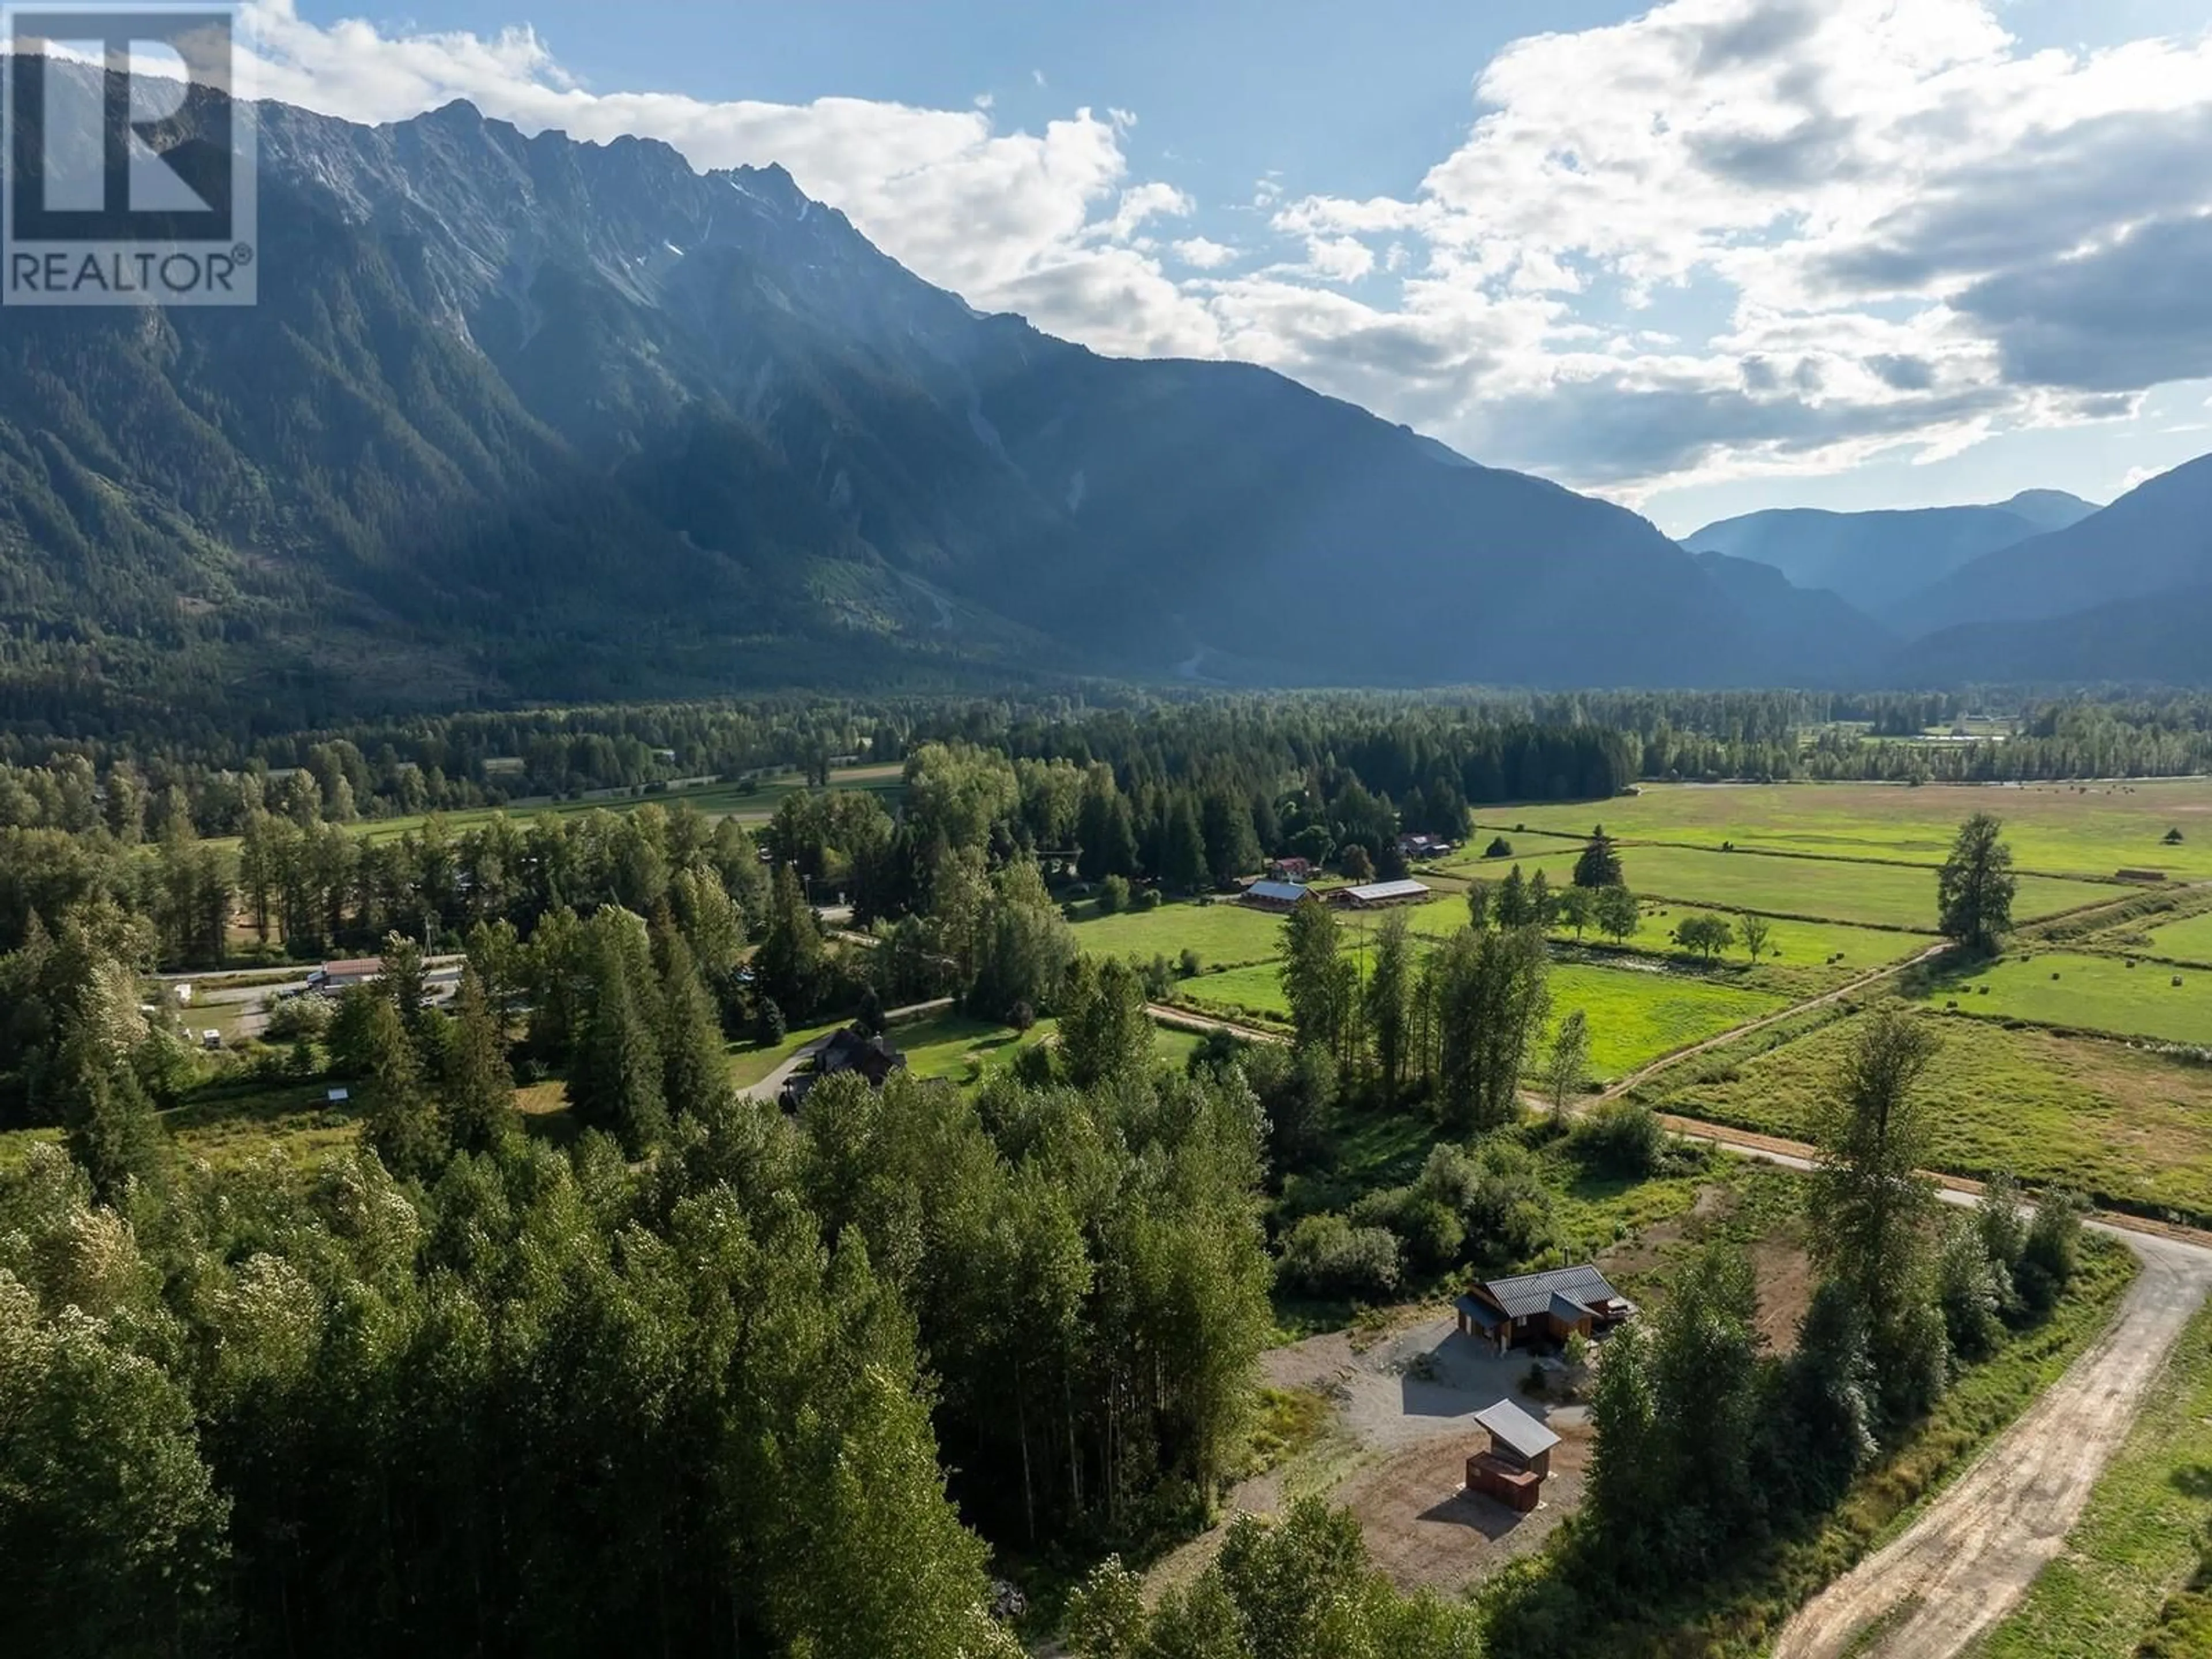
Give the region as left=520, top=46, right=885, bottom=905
left=1773, top=1228, right=2212, bottom=1659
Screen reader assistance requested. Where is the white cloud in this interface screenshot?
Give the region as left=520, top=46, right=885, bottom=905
left=1173, top=237, right=1238, bottom=270
left=232, top=0, right=2212, bottom=496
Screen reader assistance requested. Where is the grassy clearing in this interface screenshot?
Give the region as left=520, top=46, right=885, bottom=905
left=1918, top=952, right=2212, bottom=1048
left=1604, top=843, right=2107, bottom=931
left=2145, top=907, right=2212, bottom=967
left=1171, top=956, right=1786, bottom=1080
left=1649, top=1010, right=2212, bottom=1222
left=1975, top=1300, right=2212, bottom=1659
left=1067, top=899, right=1289, bottom=969
left=1474, top=779, right=2212, bottom=881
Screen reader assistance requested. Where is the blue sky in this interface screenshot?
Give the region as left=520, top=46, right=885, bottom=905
left=266, top=0, right=2212, bottom=532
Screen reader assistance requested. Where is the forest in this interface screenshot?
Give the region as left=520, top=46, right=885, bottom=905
left=0, top=701, right=2124, bottom=1658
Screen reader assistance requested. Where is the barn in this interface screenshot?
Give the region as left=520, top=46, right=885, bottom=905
left=1330, top=878, right=1432, bottom=909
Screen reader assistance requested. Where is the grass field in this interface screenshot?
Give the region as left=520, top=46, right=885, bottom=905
left=1067, top=899, right=1289, bottom=968
left=1471, top=778, right=2212, bottom=881
left=1975, top=1300, right=2212, bottom=1658
left=1647, top=1010, right=2212, bottom=1220
left=1918, top=952, right=2212, bottom=1048
left=1600, top=843, right=2111, bottom=931
left=2145, top=907, right=2212, bottom=967
left=1173, top=956, right=1786, bottom=1081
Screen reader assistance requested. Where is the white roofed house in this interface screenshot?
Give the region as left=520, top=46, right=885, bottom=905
left=1240, top=880, right=1311, bottom=913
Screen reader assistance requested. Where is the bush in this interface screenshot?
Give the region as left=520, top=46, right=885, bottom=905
left=1571, top=1099, right=1664, bottom=1177
left=754, top=998, right=786, bottom=1046
left=1486, top=836, right=1514, bottom=859
left=1133, top=887, right=1163, bottom=912
left=2017, top=1191, right=2084, bottom=1315
left=1179, top=947, right=1203, bottom=980
left=263, top=995, right=331, bottom=1044
left=1098, top=873, right=1131, bottom=914
left=1278, top=1213, right=1402, bottom=1301
left=1007, top=999, right=1036, bottom=1032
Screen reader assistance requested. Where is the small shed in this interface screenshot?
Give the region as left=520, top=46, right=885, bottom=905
left=1466, top=1399, right=1561, bottom=1513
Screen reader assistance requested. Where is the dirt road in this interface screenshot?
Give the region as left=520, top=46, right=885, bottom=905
left=1773, top=1228, right=2212, bottom=1659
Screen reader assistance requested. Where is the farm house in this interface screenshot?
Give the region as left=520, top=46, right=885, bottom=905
left=1465, top=1399, right=1560, bottom=1514
left=1454, top=1264, right=1634, bottom=1353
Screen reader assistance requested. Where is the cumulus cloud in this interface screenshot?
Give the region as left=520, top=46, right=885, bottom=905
left=229, top=0, right=2212, bottom=496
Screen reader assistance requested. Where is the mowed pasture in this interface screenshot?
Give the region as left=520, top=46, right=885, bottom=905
left=1470, top=778, right=2212, bottom=881
left=1174, top=955, right=1786, bottom=1081
left=1917, top=952, right=2212, bottom=1048
left=1646, top=1011, right=2212, bottom=1222
left=2144, top=907, right=2212, bottom=967
left=1607, top=843, right=2110, bottom=931
left=1067, top=900, right=1289, bottom=968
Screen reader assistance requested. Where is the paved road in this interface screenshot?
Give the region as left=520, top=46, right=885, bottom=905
left=1774, top=1226, right=2212, bottom=1659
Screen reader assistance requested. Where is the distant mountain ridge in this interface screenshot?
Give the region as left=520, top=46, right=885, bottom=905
left=0, top=72, right=1891, bottom=724
left=1681, top=490, right=2099, bottom=622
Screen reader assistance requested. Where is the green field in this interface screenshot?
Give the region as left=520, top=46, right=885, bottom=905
left=1647, top=1010, right=2212, bottom=1219
left=1978, top=1302, right=2212, bottom=1658
left=1604, top=843, right=2111, bottom=931
left=1472, top=778, right=2212, bottom=881
left=1067, top=899, right=1290, bottom=968
left=1174, top=956, right=1785, bottom=1081
left=2145, top=907, right=2212, bottom=967
left=1919, top=952, right=2212, bottom=1048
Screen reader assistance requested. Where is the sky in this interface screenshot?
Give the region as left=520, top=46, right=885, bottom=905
left=230, top=0, right=2212, bottom=532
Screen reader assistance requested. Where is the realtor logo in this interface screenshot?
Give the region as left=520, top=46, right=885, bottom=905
left=3, top=4, right=256, bottom=304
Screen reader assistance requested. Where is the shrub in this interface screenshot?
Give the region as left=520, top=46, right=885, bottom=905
left=754, top=997, right=786, bottom=1046
left=1098, top=873, right=1131, bottom=914
left=1278, top=1213, right=1402, bottom=1300
left=1179, top=947, right=1203, bottom=979
left=1572, top=1098, right=1664, bottom=1177
left=1133, top=887, right=1163, bottom=911
left=2017, top=1191, right=2085, bottom=1315
left=1486, top=836, right=1514, bottom=859
left=1007, top=999, right=1036, bottom=1032
left=263, top=995, right=331, bottom=1044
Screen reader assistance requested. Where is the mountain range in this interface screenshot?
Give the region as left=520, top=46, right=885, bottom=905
left=3, top=70, right=2210, bottom=729
left=1680, top=491, right=2098, bottom=623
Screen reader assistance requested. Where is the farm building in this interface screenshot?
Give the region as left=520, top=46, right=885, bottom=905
left=1396, top=833, right=1453, bottom=860
left=1267, top=857, right=1315, bottom=882
left=1455, top=1263, right=1633, bottom=1353
left=1330, top=878, right=1432, bottom=910
left=782, top=1027, right=907, bottom=1110
left=308, top=959, right=384, bottom=994
left=1242, top=880, right=1312, bottom=912
left=1465, top=1399, right=1560, bottom=1514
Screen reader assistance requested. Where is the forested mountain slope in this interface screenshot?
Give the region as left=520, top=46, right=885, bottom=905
left=0, top=73, right=1870, bottom=729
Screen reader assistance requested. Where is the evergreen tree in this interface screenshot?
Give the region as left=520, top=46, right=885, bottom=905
left=1573, top=827, right=1624, bottom=889
left=360, top=995, right=446, bottom=1180
left=756, top=859, right=827, bottom=1017
left=438, top=965, right=515, bottom=1154
left=1367, top=911, right=1413, bottom=1106
left=54, top=1026, right=165, bottom=1206
left=1279, top=899, right=1354, bottom=1069
left=654, top=929, right=732, bottom=1118
left=569, top=912, right=669, bottom=1155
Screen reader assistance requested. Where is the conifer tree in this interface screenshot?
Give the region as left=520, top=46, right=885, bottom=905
left=439, top=966, right=516, bottom=1155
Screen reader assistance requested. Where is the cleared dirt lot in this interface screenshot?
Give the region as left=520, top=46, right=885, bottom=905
left=1153, top=1314, right=1589, bottom=1600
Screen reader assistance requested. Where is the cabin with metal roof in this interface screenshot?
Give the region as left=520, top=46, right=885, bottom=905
left=1240, top=880, right=1312, bottom=912
left=1454, top=1263, right=1633, bottom=1352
